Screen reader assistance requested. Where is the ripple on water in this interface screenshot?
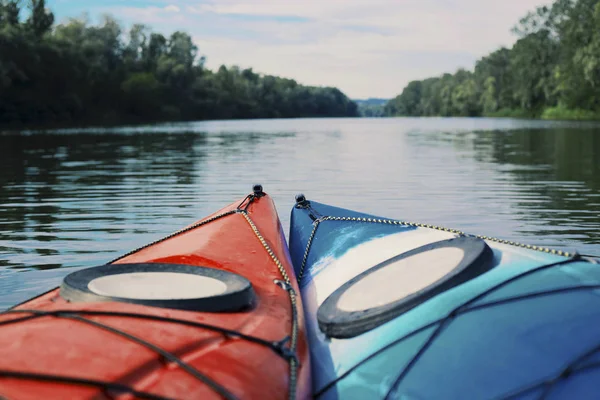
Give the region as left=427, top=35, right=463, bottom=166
left=1, top=118, right=600, bottom=308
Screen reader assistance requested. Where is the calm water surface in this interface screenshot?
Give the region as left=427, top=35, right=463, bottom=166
left=2, top=117, right=600, bottom=308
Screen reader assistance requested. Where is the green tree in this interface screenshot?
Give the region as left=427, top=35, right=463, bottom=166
left=121, top=72, right=161, bottom=116
left=0, top=0, right=21, bottom=27
left=26, top=0, right=53, bottom=37
left=384, top=80, right=423, bottom=116
left=510, top=30, right=559, bottom=110
left=481, top=77, right=498, bottom=113
left=451, top=74, right=480, bottom=116
left=474, top=48, right=514, bottom=111
left=144, top=33, right=167, bottom=72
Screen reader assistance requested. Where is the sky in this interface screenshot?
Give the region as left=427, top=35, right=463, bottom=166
left=47, top=0, right=549, bottom=99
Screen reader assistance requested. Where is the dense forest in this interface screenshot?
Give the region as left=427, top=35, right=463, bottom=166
left=385, top=0, right=600, bottom=120
left=0, top=0, right=358, bottom=128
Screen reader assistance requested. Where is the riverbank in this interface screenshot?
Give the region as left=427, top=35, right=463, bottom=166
left=0, top=113, right=363, bottom=134
left=483, top=107, right=600, bottom=121
left=539, top=107, right=600, bottom=121
left=5, top=111, right=600, bottom=134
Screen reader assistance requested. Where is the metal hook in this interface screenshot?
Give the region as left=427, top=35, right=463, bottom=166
left=273, top=279, right=296, bottom=296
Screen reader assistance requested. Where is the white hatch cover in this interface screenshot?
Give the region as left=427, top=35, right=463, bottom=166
left=60, top=263, right=255, bottom=312
left=317, top=236, right=494, bottom=338
left=337, top=247, right=465, bottom=312
left=88, top=272, right=229, bottom=300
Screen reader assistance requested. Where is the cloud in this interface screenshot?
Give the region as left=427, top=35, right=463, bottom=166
left=194, top=34, right=477, bottom=100
left=164, top=5, right=180, bottom=13
left=79, top=0, right=550, bottom=98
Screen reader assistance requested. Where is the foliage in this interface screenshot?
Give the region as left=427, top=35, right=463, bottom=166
left=484, top=108, right=536, bottom=119
left=0, top=0, right=357, bottom=127
left=541, top=106, right=600, bottom=120
left=384, top=0, right=600, bottom=120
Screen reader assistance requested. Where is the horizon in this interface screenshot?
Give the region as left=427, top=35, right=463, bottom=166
left=48, top=0, right=549, bottom=99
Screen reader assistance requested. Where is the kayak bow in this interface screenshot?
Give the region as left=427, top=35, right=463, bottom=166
left=0, top=186, right=311, bottom=400
left=289, top=194, right=600, bottom=400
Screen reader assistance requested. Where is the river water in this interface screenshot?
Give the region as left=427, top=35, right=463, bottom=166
left=1, top=117, right=600, bottom=308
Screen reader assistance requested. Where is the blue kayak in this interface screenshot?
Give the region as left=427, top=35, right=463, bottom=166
left=288, top=194, right=600, bottom=400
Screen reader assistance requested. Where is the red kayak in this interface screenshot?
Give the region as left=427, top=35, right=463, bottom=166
left=0, top=186, right=311, bottom=400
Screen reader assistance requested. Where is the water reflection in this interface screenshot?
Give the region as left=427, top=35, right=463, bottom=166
left=471, top=129, right=600, bottom=188
left=0, top=130, right=296, bottom=272
left=474, top=129, right=600, bottom=247
left=408, top=127, right=600, bottom=249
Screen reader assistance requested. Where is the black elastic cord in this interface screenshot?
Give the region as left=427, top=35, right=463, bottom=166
left=0, top=310, right=238, bottom=400
left=540, top=360, right=600, bottom=400
left=0, top=305, right=306, bottom=399
left=0, top=313, right=45, bottom=327
left=315, top=320, right=440, bottom=397
left=464, top=284, right=600, bottom=314
left=498, top=346, right=600, bottom=400
left=542, top=361, right=600, bottom=398
left=236, top=194, right=255, bottom=212
left=579, top=254, right=600, bottom=259
left=306, top=203, right=323, bottom=222
left=2, top=309, right=296, bottom=361
left=61, top=313, right=238, bottom=400
left=0, top=370, right=173, bottom=400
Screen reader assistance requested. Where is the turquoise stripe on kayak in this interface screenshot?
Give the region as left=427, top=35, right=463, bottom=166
left=289, top=201, right=417, bottom=285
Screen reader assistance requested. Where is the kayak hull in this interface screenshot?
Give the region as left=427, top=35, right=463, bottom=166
left=0, top=190, right=311, bottom=400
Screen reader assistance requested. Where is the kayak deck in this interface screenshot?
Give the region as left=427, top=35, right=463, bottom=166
left=289, top=196, right=600, bottom=399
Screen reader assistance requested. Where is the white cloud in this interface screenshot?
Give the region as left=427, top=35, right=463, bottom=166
left=101, top=0, right=551, bottom=98
left=108, top=5, right=186, bottom=25
left=164, top=5, right=180, bottom=13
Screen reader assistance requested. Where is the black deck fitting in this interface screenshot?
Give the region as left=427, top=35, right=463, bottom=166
left=253, top=184, right=265, bottom=197
left=295, top=193, right=309, bottom=208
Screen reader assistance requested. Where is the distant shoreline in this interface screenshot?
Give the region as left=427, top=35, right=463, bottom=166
left=0, top=114, right=363, bottom=133
left=382, top=109, right=600, bottom=123
left=5, top=113, right=600, bottom=134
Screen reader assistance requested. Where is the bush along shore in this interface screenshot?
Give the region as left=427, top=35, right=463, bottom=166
left=0, top=0, right=358, bottom=129
left=384, top=0, right=600, bottom=121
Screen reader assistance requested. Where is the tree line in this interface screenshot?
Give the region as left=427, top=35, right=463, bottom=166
left=0, top=0, right=358, bottom=128
left=384, top=0, right=600, bottom=120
